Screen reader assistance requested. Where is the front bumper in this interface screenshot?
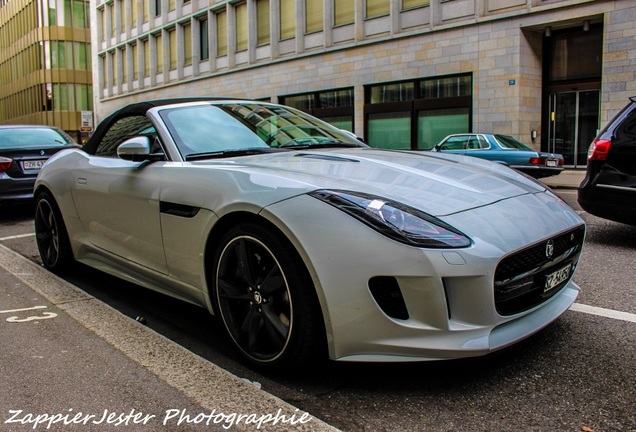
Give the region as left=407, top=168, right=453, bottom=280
left=263, top=191, right=584, bottom=362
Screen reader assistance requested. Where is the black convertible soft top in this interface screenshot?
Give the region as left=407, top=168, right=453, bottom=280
left=83, top=97, right=243, bottom=155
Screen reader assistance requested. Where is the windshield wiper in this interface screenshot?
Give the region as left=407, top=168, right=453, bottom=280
left=185, top=147, right=280, bottom=161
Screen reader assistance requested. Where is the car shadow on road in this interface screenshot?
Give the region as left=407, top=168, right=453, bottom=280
left=582, top=215, right=636, bottom=249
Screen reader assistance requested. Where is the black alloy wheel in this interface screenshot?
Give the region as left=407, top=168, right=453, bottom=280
left=34, top=192, right=73, bottom=273
left=212, top=223, right=323, bottom=369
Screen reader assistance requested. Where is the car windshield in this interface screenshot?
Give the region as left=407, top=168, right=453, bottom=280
left=494, top=134, right=532, bottom=150
left=158, top=102, right=365, bottom=160
left=0, top=127, right=74, bottom=149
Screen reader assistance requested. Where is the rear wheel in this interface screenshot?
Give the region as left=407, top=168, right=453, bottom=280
left=211, top=223, right=324, bottom=370
left=34, top=192, right=73, bottom=273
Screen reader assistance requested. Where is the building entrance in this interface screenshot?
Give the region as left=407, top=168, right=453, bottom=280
left=547, top=90, right=600, bottom=167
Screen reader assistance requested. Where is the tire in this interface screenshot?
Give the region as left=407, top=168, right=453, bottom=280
left=34, top=192, right=74, bottom=273
left=211, top=223, right=324, bottom=370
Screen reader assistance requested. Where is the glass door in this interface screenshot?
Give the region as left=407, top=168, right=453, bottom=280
left=548, top=90, right=600, bottom=167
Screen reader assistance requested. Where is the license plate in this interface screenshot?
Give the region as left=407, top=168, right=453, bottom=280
left=544, top=264, right=571, bottom=293
left=546, top=159, right=557, bottom=167
left=22, top=160, right=46, bottom=170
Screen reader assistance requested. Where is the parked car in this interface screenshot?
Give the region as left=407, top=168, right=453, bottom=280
left=34, top=99, right=585, bottom=370
left=433, top=133, right=564, bottom=178
left=578, top=96, right=636, bottom=226
left=0, top=125, right=79, bottom=206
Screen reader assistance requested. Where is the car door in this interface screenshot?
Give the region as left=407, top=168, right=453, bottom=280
left=70, top=115, right=169, bottom=274
left=606, top=104, right=636, bottom=187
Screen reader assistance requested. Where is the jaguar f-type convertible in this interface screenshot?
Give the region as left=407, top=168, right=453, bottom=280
left=34, top=99, right=585, bottom=369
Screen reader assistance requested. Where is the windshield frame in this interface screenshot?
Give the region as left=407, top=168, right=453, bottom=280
left=156, top=101, right=366, bottom=160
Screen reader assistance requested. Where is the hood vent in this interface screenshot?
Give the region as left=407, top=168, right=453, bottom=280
left=294, top=153, right=360, bottom=163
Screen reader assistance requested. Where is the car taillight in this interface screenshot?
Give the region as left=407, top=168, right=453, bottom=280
left=529, top=157, right=544, bottom=165
left=0, top=157, right=12, bottom=172
left=587, top=139, right=611, bottom=161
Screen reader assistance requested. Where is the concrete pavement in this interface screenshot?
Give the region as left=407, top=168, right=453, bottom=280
left=539, top=169, right=586, bottom=190
left=0, top=244, right=339, bottom=432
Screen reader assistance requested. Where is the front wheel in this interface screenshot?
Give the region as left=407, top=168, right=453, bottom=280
left=34, top=192, right=74, bottom=273
left=211, top=223, right=324, bottom=370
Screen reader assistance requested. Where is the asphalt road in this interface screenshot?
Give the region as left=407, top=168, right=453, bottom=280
left=1, top=192, right=635, bottom=432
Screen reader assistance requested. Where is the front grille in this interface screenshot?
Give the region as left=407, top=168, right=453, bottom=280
left=494, top=225, right=585, bottom=315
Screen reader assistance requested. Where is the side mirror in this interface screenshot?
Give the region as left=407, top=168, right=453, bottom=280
left=117, top=136, right=164, bottom=162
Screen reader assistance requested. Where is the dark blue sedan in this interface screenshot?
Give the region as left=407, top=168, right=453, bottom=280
left=433, top=133, right=564, bottom=178
left=0, top=125, right=79, bottom=207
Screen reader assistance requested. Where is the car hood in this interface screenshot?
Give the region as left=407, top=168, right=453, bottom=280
left=195, top=148, right=549, bottom=217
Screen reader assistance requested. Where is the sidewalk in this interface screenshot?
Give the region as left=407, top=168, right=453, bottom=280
left=539, top=169, right=586, bottom=190
left=0, top=244, right=339, bottom=432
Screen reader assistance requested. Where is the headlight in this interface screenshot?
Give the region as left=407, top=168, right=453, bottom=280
left=309, top=190, right=471, bottom=248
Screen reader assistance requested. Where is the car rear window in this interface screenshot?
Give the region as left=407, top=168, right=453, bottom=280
left=494, top=135, right=532, bottom=150
left=0, top=128, right=74, bottom=149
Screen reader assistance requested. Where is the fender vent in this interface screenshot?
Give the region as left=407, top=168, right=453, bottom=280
left=369, top=276, right=409, bottom=320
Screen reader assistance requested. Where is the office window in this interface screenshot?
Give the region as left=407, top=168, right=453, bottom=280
left=256, top=0, right=270, bottom=46
left=100, top=7, right=106, bottom=41
left=305, top=0, right=322, bottom=34
left=216, top=10, right=227, bottom=56
left=417, top=108, right=469, bottom=150
left=366, top=0, right=389, bottom=19
left=280, top=0, right=294, bottom=40
left=370, top=82, right=414, bottom=103
left=72, top=0, right=89, bottom=28
left=365, top=74, right=472, bottom=150
left=155, top=33, right=163, bottom=73
left=121, top=46, right=127, bottom=83
left=183, top=23, right=192, bottom=66
left=110, top=3, right=115, bottom=35
left=119, top=0, right=125, bottom=32
left=199, top=18, right=209, bottom=60
left=111, top=50, right=117, bottom=85
left=235, top=3, right=247, bottom=51
left=169, top=28, right=177, bottom=70
left=131, top=43, right=138, bottom=78
left=402, top=0, right=429, bottom=10
left=131, top=0, right=137, bottom=27
left=143, top=0, right=149, bottom=22
left=334, top=0, right=353, bottom=26
left=143, top=38, right=150, bottom=77
left=73, top=42, right=91, bottom=70
left=100, top=55, right=107, bottom=89
left=368, top=111, right=410, bottom=149
left=155, top=0, right=161, bottom=17
left=281, top=88, right=354, bottom=131
left=76, top=84, right=92, bottom=111
left=169, top=0, right=176, bottom=11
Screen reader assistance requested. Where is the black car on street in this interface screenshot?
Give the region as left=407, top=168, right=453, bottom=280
left=578, top=96, right=636, bottom=226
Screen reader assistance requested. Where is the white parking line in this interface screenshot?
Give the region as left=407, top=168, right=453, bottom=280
left=570, top=302, right=636, bottom=323
left=0, top=233, right=35, bottom=241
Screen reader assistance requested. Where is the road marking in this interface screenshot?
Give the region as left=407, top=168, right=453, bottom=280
left=570, top=303, right=636, bottom=323
left=1, top=305, right=58, bottom=323
left=0, top=305, right=47, bottom=314
left=0, top=232, right=35, bottom=241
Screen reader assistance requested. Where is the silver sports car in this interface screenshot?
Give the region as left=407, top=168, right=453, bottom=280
left=34, top=99, right=585, bottom=370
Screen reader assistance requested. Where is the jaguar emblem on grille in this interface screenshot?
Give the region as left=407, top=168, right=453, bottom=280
left=40, top=150, right=45, bottom=156
left=545, top=239, right=555, bottom=259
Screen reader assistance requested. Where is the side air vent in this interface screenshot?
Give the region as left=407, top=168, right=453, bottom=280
left=369, top=276, right=409, bottom=320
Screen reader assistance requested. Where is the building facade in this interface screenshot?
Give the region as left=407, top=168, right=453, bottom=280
left=92, top=0, right=636, bottom=168
left=0, top=0, right=93, bottom=142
